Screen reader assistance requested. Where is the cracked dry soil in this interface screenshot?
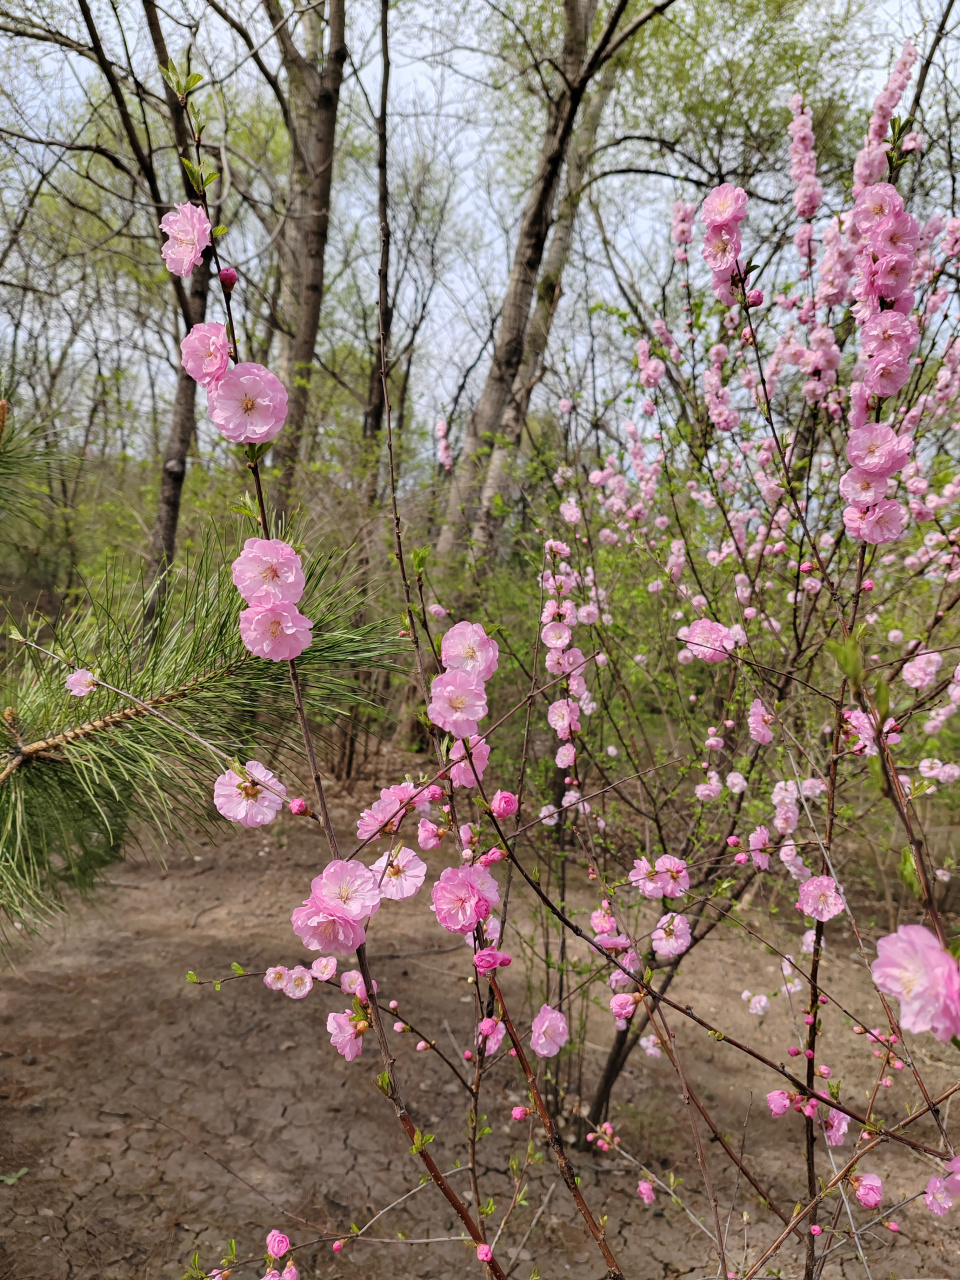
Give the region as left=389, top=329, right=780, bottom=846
left=1, top=798, right=959, bottom=1279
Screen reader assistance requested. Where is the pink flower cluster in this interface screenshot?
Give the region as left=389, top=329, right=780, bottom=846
left=700, top=183, right=749, bottom=304
left=629, top=854, right=689, bottom=899
left=671, top=200, right=695, bottom=263
left=853, top=42, right=917, bottom=195
left=435, top=419, right=452, bottom=470
left=431, top=863, right=500, bottom=934
left=231, top=538, right=313, bottom=661
left=427, top=621, right=498, bottom=737
left=788, top=94, right=822, bottom=225
left=291, top=859, right=381, bottom=955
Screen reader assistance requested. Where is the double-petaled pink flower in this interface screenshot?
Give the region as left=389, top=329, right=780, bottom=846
left=208, top=362, right=288, bottom=443
left=213, top=760, right=285, bottom=827
left=180, top=322, right=230, bottom=387
left=431, top=864, right=499, bottom=933
left=440, top=620, right=499, bottom=681
left=428, top=669, right=488, bottom=737
left=530, top=1004, right=568, bottom=1057
left=160, top=202, right=211, bottom=277
left=239, top=602, right=313, bottom=661
left=796, top=876, right=845, bottom=922
left=871, top=924, right=960, bottom=1041
left=327, top=1009, right=366, bottom=1061
left=449, top=735, right=490, bottom=787
left=369, top=847, right=427, bottom=900
left=232, top=538, right=305, bottom=607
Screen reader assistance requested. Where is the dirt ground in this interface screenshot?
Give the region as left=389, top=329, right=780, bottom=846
left=2, top=789, right=960, bottom=1280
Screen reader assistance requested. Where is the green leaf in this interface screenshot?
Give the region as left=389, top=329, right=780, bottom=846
left=231, top=962, right=245, bottom=975
left=203, top=171, right=221, bottom=189
left=411, top=546, right=430, bottom=575
left=159, top=62, right=179, bottom=93
left=181, top=158, right=204, bottom=194
left=825, top=636, right=863, bottom=686
left=897, top=847, right=922, bottom=899
left=0, top=1167, right=27, bottom=1185
left=212, top=225, right=228, bottom=237
left=874, top=680, right=890, bottom=724
left=376, top=1070, right=391, bottom=1096
left=184, top=72, right=204, bottom=92
left=186, top=970, right=199, bottom=984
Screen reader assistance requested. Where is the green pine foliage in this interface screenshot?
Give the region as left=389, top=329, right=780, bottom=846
left=0, top=532, right=400, bottom=934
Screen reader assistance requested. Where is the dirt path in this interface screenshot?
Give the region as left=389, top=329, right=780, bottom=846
left=1, top=807, right=958, bottom=1280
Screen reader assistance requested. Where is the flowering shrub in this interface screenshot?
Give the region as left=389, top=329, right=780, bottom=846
left=9, top=38, right=960, bottom=1280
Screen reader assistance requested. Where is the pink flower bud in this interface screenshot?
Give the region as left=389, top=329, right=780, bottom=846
left=747, top=289, right=764, bottom=307
left=788, top=1045, right=801, bottom=1057
left=511, top=1106, right=528, bottom=1120
left=805, top=1049, right=815, bottom=1059
left=490, top=790, right=518, bottom=819
left=862, top=578, right=874, bottom=591
left=388, top=999, right=398, bottom=1010
left=727, top=836, right=741, bottom=848
left=416, top=1040, right=429, bottom=1051
left=332, top=1240, right=344, bottom=1253
left=219, top=266, right=238, bottom=291
left=477, top=1244, right=493, bottom=1262
left=886, top=1221, right=899, bottom=1232
left=810, top=1224, right=822, bottom=1236
left=288, top=797, right=309, bottom=815
left=463, top=1049, right=473, bottom=1061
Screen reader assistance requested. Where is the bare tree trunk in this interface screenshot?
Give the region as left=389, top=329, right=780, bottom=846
left=436, top=0, right=674, bottom=556
left=470, top=65, right=614, bottom=554
left=269, top=0, right=347, bottom=513
left=363, top=0, right=392, bottom=509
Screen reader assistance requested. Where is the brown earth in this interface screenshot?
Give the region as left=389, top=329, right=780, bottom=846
left=1, top=791, right=959, bottom=1280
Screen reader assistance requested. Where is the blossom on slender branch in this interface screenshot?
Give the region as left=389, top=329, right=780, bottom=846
left=207, top=362, right=288, bottom=443
left=530, top=1004, right=568, bottom=1057
left=239, top=602, right=313, bottom=661
left=160, top=201, right=211, bottom=276
left=214, top=760, right=285, bottom=827
left=232, top=538, right=305, bottom=606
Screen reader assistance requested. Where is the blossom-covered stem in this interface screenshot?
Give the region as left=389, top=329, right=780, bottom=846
left=652, top=1007, right=728, bottom=1278
left=488, top=975, right=625, bottom=1280
left=191, top=129, right=240, bottom=363
left=352, top=945, right=507, bottom=1275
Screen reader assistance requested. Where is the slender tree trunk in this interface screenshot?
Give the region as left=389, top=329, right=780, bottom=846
left=435, top=3, right=599, bottom=556
left=363, top=0, right=392, bottom=509
left=470, top=65, right=614, bottom=554
left=270, top=0, right=347, bottom=513
left=149, top=259, right=210, bottom=577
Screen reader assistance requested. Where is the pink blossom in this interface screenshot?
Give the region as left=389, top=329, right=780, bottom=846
left=282, top=1265, right=298, bottom=1280
left=266, top=1230, right=291, bottom=1259
left=207, top=362, right=288, bottom=443
left=490, top=790, right=518, bottom=819
left=609, top=993, right=638, bottom=1020
left=428, top=603, right=449, bottom=619
left=65, top=669, right=97, bottom=697
left=282, top=966, right=313, bottom=999
left=695, top=771, right=722, bottom=802
left=428, top=670, right=488, bottom=737
left=629, top=857, right=662, bottom=898
left=160, top=202, right=211, bottom=276
left=530, top=1004, right=569, bottom=1057
left=340, top=969, right=368, bottom=1000
left=824, top=1108, right=850, bottom=1146
left=701, top=184, right=748, bottom=228
left=845, top=424, right=912, bottom=477
left=239, top=602, right=313, bottom=661
left=473, top=947, right=511, bottom=975
left=748, top=826, right=771, bottom=870
left=636, top=1180, right=656, bottom=1204
left=440, top=620, right=499, bottom=681
left=853, top=183, right=903, bottom=233
left=851, top=1173, right=882, bottom=1209
left=289, top=797, right=309, bottom=816
left=263, top=966, right=287, bottom=990
left=686, top=618, right=734, bottom=662
left=748, top=698, right=774, bottom=743
left=180, top=322, right=230, bottom=386
left=577, top=603, right=599, bottom=624
left=547, top=698, right=581, bottom=740
left=544, top=619, right=576, bottom=652
left=871, top=924, right=960, bottom=1040
left=370, top=847, right=427, bottom=900
left=214, top=761, right=285, bottom=827
left=838, top=468, right=887, bottom=507
left=767, top=1090, right=792, bottom=1117
left=555, top=742, right=576, bottom=769
left=946, top=1154, right=960, bottom=1196
left=902, top=649, right=943, bottom=689
left=311, top=956, right=337, bottom=981
left=702, top=222, right=742, bottom=272
left=797, top=876, right=845, bottom=922
left=232, top=538, right=305, bottom=606
left=449, top=735, right=490, bottom=787
left=559, top=497, right=582, bottom=524
left=416, top=818, right=443, bottom=849
left=726, top=771, right=748, bottom=794
left=291, top=900, right=366, bottom=955
left=925, top=1175, right=952, bottom=1216
left=654, top=855, right=689, bottom=898
left=652, top=912, right=691, bottom=957
left=432, top=864, right=499, bottom=933
left=327, top=1009, right=365, bottom=1061
left=476, top=1244, right=493, bottom=1263
left=313, top=859, right=381, bottom=922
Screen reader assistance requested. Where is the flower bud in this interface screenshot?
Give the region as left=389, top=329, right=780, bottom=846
left=219, top=266, right=238, bottom=291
